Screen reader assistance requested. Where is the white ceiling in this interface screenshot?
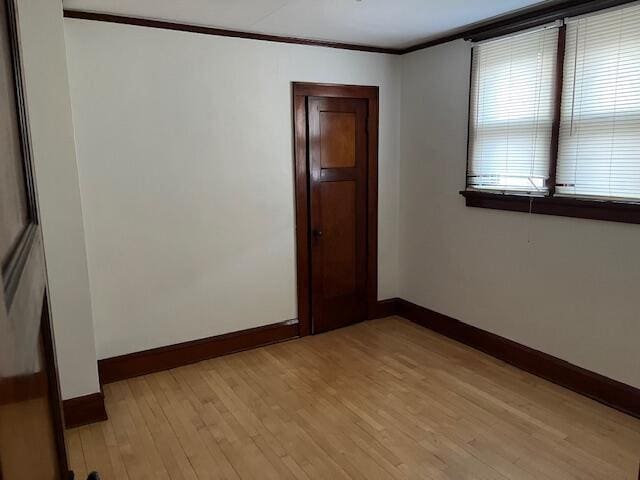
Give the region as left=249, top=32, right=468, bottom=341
left=62, top=0, right=550, bottom=49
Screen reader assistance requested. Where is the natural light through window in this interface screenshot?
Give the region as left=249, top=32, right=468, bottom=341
left=467, top=26, right=559, bottom=194
left=466, top=2, right=640, bottom=207
left=556, top=3, right=640, bottom=200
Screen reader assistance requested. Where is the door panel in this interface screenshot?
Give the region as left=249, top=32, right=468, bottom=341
left=319, top=181, right=357, bottom=298
left=0, top=313, right=61, bottom=480
left=309, top=97, right=368, bottom=333
left=0, top=1, right=67, bottom=478
left=320, top=112, right=356, bottom=168
left=0, top=0, right=27, bottom=265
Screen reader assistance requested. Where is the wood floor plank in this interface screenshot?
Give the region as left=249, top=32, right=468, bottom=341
left=66, top=428, right=88, bottom=479
left=66, top=318, right=640, bottom=479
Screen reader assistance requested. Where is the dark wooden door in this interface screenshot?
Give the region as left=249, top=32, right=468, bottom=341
left=0, top=1, right=68, bottom=479
left=308, top=96, right=368, bottom=333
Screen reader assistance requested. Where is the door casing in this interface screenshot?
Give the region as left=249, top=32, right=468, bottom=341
left=292, top=82, right=379, bottom=336
left=0, top=0, right=69, bottom=477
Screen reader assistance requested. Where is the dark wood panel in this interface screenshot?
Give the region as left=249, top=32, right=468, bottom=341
left=365, top=92, right=379, bottom=320
left=320, top=168, right=358, bottom=182
left=293, top=83, right=378, bottom=99
left=0, top=372, right=46, bottom=406
left=293, top=94, right=311, bottom=337
left=98, top=320, right=299, bottom=384
left=0, top=340, right=61, bottom=480
left=376, top=298, right=640, bottom=419
left=319, top=181, right=357, bottom=298
left=0, top=294, right=65, bottom=479
left=62, top=393, right=107, bottom=429
left=320, top=112, right=356, bottom=168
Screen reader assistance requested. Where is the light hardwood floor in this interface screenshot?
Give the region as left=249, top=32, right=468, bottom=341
left=67, top=317, right=640, bottom=479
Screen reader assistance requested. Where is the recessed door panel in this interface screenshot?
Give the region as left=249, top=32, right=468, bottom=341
left=320, top=112, right=356, bottom=168
left=319, top=180, right=357, bottom=298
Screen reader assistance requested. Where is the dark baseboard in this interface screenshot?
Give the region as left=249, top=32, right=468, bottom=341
left=98, top=320, right=299, bottom=385
left=63, top=392, right=108, bottom=429
left=377, top=298, right=640, bottom=419
left=372, top=298, right=400, bottom=319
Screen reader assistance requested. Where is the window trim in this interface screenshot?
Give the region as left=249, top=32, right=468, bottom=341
left=461, top=190, right=640, bottom=224
left=463, top=3, right=640, bottom=225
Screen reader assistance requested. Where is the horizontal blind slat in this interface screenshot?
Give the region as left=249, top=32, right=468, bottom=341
left=556, top=2, right=640, bottom=200
left=468, top=26, right=558, bottom=193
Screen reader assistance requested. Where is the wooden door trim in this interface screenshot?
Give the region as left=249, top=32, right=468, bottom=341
left=2, top=0, right=70, bottom=477
left=292, top=82, right=379, bottom=337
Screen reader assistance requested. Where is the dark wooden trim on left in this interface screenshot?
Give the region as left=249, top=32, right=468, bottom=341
left=292, top=82, right=379, bottom=336
left=293, top=92, right=311, bottom=337
left=3, top=0, right=70, bottom=475
left=98, top=319, right=299, bottom=384
left=41, top=295, right=72, bottom=472
left=63, top=10, right=402, bottom=55
left=62, top=392, right=108, bottom=429
left=461, top=190, right=640, bottom=225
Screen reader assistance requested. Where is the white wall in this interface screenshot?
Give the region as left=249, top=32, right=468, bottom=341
left=64, top=19, right=401, bottom=360
left=17, top=0, right=99, bottom=399
left=399, top=40, right=640, bottom=389
left=56, top=18, right=639, bottom=393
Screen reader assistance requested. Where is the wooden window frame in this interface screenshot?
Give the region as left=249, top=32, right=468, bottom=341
left=462, top=3, right=640, bottom=225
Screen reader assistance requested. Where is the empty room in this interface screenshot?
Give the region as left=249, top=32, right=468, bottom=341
left=1, top=0, right=639, bottom=478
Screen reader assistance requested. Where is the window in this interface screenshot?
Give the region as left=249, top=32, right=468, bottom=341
left=464, top=1, right=640, bottom=224
left=468, top=26, right=559, bottom=194
left=556, top=4, right=640, bottom=200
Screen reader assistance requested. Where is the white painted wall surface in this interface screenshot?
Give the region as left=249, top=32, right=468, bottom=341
left=17, top=0, right=100, bottom=399
left=64, top=19, right=401, bottom=359
left=399, top=40, right=640, bottom=388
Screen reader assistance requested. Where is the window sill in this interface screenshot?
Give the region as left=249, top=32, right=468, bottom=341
left=460, top=190, right=640, bottom=225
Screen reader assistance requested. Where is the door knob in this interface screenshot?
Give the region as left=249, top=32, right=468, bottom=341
left=313, top=230, right=323, bottom=238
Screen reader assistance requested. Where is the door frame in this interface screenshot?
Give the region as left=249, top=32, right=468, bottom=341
left=292, top=82, right=379, bottom=336
left=1, top=0, right=70, bottom=477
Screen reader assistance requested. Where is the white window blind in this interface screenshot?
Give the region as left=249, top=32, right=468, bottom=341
left=468, top=26, right=559, bottom=194
left=556, top=3, right=640, bottom=200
